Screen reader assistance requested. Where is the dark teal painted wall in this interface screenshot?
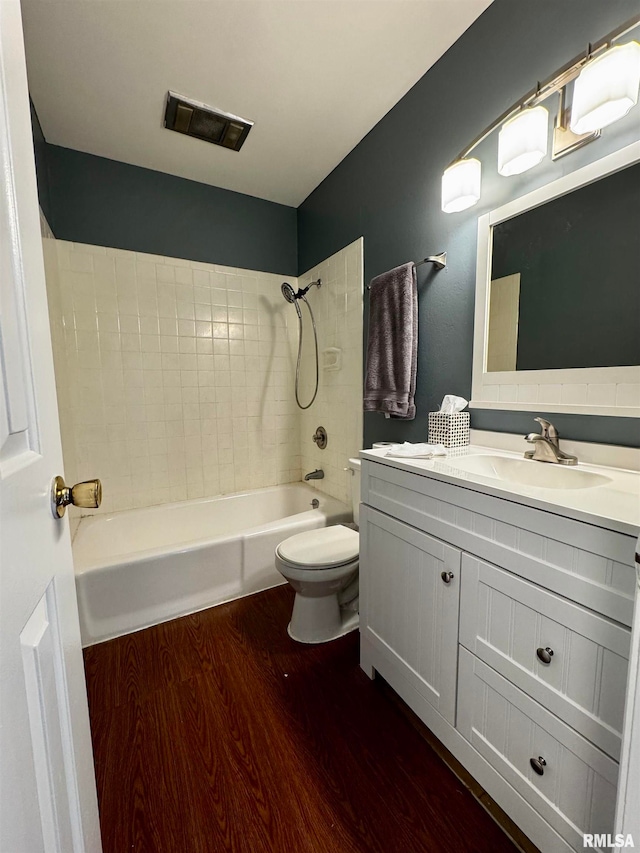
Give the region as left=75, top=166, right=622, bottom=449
left=37, top=143, right=297, bottom=275
left=30, top=100, right=52, bottom=226
left=46, top=145, right=297, bottom=275
left=297, top=0, right=640, bottom=448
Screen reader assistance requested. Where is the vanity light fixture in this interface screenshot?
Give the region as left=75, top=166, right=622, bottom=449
left=441, top=16, right=640, bottom=213
left=571, top=41, right=640, bottom=134
left=498, top=106, right=549, bottom=177
left=441, top=158, right=481, bottom=213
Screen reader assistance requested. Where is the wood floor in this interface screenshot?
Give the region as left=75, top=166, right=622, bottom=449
left=84, top=585, right=522, bottom=853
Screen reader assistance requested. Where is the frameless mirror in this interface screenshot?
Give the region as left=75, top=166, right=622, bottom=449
left=486, top=162, right=640, bottom=373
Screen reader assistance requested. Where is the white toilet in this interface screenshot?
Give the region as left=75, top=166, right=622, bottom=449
left=275, top=458, right=361, bottom=643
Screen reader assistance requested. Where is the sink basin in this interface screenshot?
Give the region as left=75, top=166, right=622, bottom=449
left=442, top=455, right=613, bottom=490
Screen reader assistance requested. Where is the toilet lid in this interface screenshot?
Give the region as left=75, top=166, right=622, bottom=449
left=277, top=525, right=359, bottom=568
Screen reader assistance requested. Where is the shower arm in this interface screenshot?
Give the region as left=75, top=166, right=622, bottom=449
left=294, top=279, right=322, bottom=300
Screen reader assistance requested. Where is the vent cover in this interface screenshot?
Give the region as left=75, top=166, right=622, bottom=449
left=164, top=91, right=253, bottom=152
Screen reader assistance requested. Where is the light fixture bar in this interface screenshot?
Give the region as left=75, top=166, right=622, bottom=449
left=448, top=14, right=640, bottom=168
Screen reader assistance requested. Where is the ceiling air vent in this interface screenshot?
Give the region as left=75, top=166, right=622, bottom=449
left=163, top=91, right=253, bottom=152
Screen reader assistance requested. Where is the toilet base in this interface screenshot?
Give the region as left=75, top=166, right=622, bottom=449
left=287, top=591, right=359, bottom=644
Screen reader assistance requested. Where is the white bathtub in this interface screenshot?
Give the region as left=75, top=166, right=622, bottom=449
left=73, top=483, right=351, bottom=646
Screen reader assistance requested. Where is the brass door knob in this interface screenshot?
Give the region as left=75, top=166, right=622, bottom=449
left=51, top=476, right=102, bottom=518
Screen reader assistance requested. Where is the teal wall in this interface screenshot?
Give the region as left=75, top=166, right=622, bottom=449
left=30, top=1, right=640, bottom=446
left=297, top=0, right=640, bottom=447
left=30, top=100, right=52, bottom=226
left=29, top=123, right=297, bottom=276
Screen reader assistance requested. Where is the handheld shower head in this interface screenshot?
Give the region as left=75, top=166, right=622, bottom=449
left=281, top=282, right=301, bottom=317
left=281, top=282, right=296, bottom=303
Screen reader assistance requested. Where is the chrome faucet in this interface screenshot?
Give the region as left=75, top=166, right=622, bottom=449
left=304, top=469, right=324, bottom=481
left=524, top=417, right=577, bottom=466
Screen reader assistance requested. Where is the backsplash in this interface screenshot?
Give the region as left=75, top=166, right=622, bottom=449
left=43, top=235, right=363, bottom=515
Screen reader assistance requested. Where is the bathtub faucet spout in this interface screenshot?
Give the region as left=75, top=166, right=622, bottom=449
left=304, top=469, right=324, bottom=481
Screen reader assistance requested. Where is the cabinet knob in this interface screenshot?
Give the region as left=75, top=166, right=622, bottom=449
left=441, top=571, right=454, bottom=584
left=530, top=756, right=547, bottom=776
left=536, top=647, right=554, bottom=664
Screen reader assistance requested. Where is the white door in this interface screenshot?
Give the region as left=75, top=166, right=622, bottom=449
left=0, top=3, right=102, bottom=852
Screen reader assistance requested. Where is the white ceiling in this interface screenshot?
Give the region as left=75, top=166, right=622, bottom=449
left=21, top=0, right=492, bottom=207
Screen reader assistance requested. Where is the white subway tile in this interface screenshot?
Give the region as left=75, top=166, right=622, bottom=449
left=561, top=384, right=588, bottom=404
left=616, top=383, right=640, bottom=408
left=586, top=383, right=617, bottom=406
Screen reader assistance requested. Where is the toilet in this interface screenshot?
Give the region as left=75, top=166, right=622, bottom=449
left=275, top=458, right=361, bottom=643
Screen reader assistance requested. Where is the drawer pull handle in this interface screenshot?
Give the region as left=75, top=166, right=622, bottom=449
left=536, top=647, right=554, bottom=664
left=530, top=756, right=547, bottom=776
left=441, top=571, right=454, bottom=584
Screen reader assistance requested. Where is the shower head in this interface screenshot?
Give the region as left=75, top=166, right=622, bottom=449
left=282, top=282, right=302, bottom=317
left=281, top=283, right=297, bottom=303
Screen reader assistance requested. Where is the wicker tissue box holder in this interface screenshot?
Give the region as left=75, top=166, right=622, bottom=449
left=428, top=411, right=470, bottom=448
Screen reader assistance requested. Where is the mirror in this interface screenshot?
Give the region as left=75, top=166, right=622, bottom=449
left=486, top=163, right=640, bottom=373
left=471, top=141, right=640, bottom=418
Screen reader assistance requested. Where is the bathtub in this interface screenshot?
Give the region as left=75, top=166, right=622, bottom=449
left=73, top=483, right=351, bottom=646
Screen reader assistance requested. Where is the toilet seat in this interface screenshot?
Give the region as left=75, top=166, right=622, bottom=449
left=276, top=525, right=359, bottom=570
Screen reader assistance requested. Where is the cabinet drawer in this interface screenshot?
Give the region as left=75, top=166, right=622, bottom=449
left=360, top=505, right=461, bottom=724
left=460, top=554, right=630, bottom=760
left=362, top=460, right=637, bottom=626
left=458, top=648, right=618, bottom=852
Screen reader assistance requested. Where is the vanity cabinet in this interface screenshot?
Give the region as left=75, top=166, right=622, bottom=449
left=360, top=456, right=638, bottom=853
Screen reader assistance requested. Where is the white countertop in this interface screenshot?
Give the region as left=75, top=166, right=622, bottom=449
left=360, top=445, right=640, bottom=537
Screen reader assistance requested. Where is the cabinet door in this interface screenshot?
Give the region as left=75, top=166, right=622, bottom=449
left=360, top=505, right=461, bottom=724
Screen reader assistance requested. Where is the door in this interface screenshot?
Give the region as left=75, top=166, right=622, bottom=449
left=359, top=505, right=461, bottom=724
left=0, top=3, right=102, bottom=852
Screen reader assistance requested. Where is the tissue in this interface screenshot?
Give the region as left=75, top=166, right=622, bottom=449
left=439, top=395, right=468, bottom=415
left=384, top=442, right=447, bottom=459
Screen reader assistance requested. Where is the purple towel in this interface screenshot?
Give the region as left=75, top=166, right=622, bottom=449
left=364, top=262, right=417, bottom=419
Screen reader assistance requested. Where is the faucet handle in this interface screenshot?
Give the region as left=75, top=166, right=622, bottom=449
left=534, top=417, right=558, bottom=445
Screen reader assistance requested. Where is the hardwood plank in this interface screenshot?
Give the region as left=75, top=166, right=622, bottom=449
left=85, top=586, right=526, bottom=852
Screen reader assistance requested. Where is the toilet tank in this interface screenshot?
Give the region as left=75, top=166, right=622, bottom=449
left=347, top=457, right=361, bottom=525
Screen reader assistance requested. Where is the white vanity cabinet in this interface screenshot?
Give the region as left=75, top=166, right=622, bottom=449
left=359, top=454, right=638, bottom=853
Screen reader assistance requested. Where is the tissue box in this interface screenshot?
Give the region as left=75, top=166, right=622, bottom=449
left=428, top=411, right=470, bottom=448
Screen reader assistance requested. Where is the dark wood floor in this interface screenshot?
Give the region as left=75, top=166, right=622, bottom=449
left=84, top=586, right=522, bottom=853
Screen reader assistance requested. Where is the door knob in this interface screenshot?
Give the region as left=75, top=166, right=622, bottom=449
left=51, top=476, right=102, bottom=518
left=441, top=571, right=454, bottom=584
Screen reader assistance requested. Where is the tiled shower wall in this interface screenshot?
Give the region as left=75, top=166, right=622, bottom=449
left=45, top=242, right=301, bottom=513
left=44, top=236, right=363, bottom=515
left=297, top=239, right=363, bottom=505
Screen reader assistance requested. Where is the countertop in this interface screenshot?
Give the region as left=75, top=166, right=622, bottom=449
left=360, top=445, right=640, bottom=537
